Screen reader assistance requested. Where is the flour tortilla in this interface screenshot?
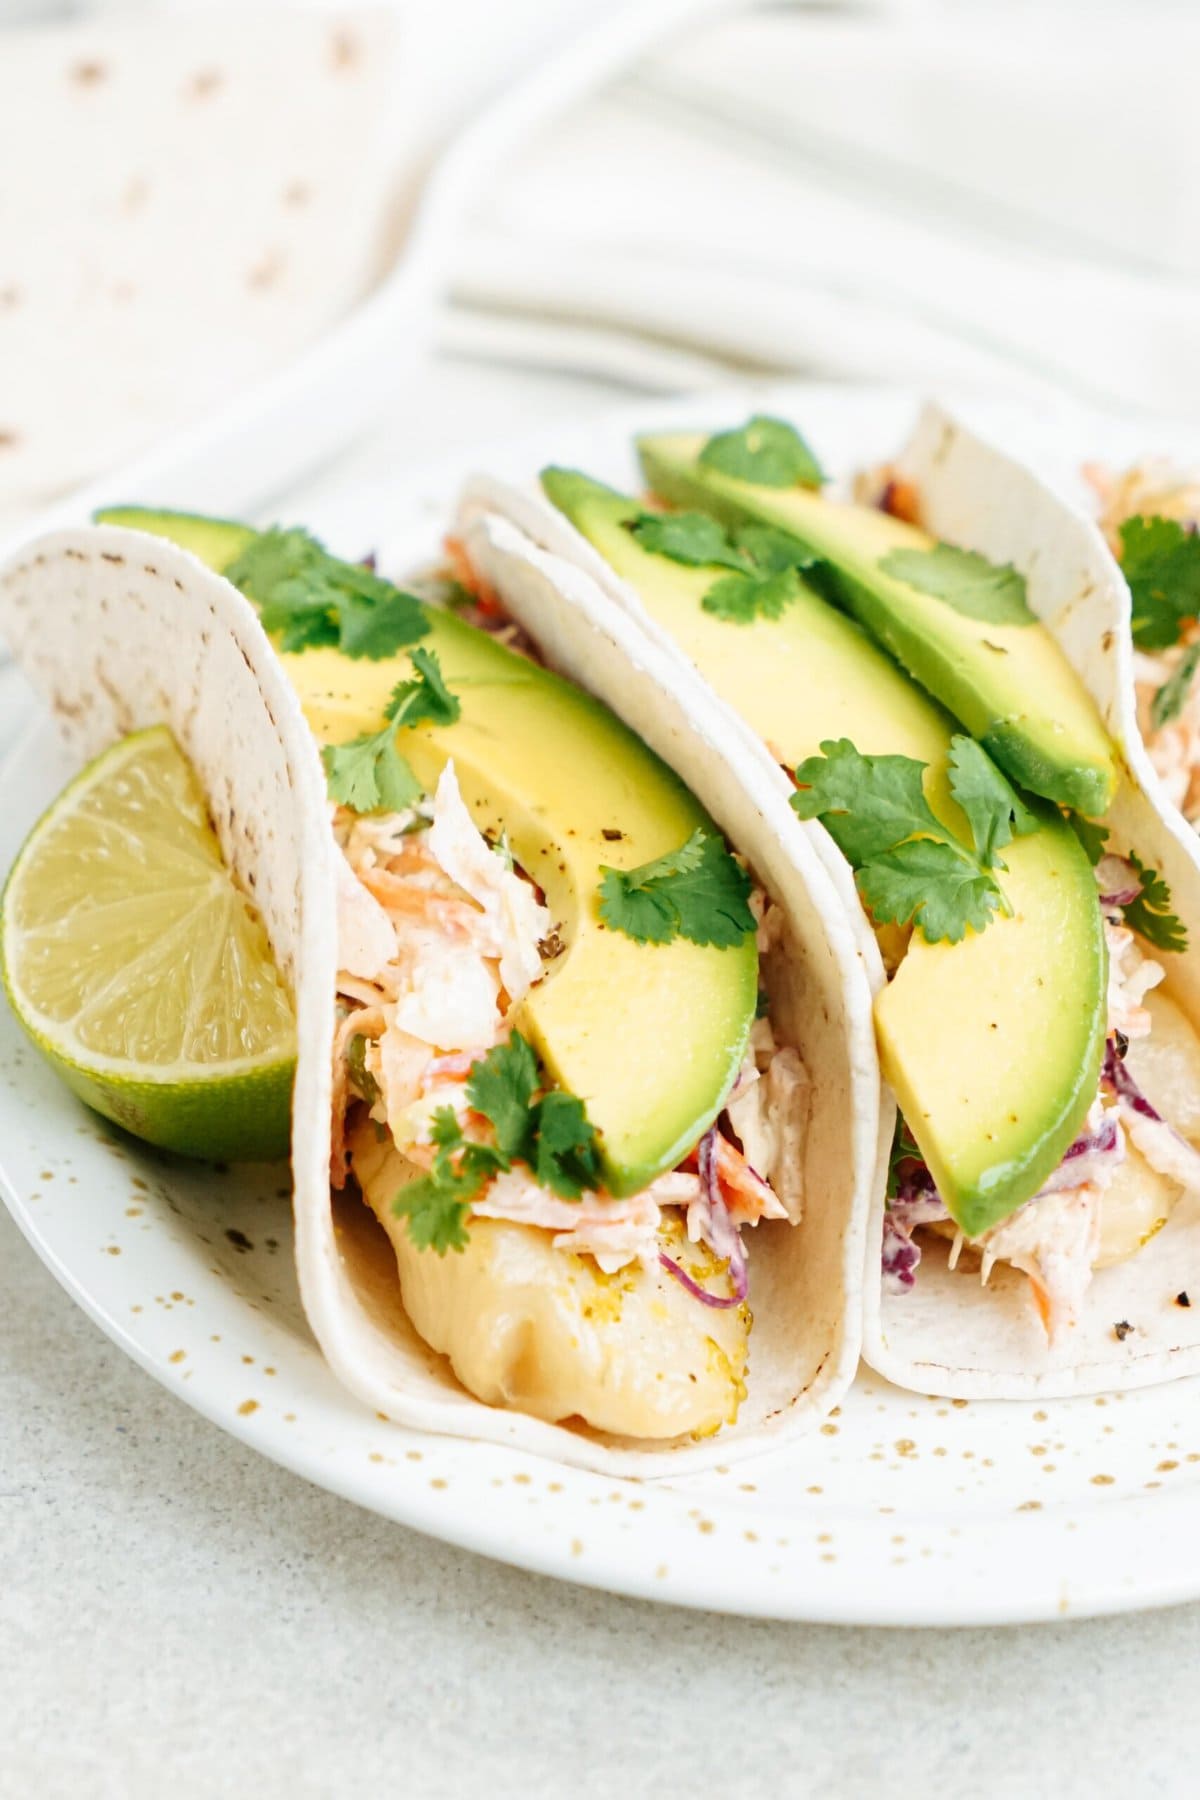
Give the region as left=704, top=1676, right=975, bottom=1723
left=1, top=519, right=879, bottom=1473
left=461, top=430, right=1200, bottom=1399
left=0, top=11, right=399, bottom=530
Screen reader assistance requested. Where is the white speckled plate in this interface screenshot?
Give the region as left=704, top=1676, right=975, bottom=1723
left=7, top=385, right=1200, bottom=1626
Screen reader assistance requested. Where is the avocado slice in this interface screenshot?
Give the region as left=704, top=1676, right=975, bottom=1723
left=635, top=431, right=1119, bottom=819
left=97, top=506, right=255, bottom=572
left=94, top=506, right=757, bottom=1197
left=539, top=469, right=1107, bottom=1236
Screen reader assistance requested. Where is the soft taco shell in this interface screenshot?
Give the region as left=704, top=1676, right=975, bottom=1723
left=2, top=518, right=879, bottom=1472
left=858, top=405, right=1200, bottom=1396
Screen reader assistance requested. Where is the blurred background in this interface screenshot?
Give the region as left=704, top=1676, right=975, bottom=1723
left=2, top=0, right=1195, bottom=536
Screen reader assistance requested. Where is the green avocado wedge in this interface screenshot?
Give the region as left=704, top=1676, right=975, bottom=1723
left=539, top=467, right=1107, bottom=1236
left=635, top=429, right=1119, bottom=819
left=94, top=505, right=757, bottom=1198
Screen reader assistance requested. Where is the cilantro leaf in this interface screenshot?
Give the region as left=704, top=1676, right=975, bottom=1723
left=392, top=1036, right=605, bottom=1250
left=322, top=729, right=422, bottom=814
left=1068, top=812, right=1109, bottom=867
left=857, top=838, right=1004, bottom=944
left=466, top=1035, right=539, bottom=1160
left=790, top=736, right=1014, bottom=944
left=393, top=1180, right=473, bottom=1255
left=384, top=646, right=462, bottom=730
left=599, top=829, right=755, bottom=948
left=879, top=543, right=1033, bottom=625
left=533, top=1089, right=601, bottom=1198
left=650, top=833, right=758, bottom=947
left=700, top=415, right=825, bottom=489
left=323, top=649, right=457, bottom=814
left=1151, top=642, right=1200, bottom=730
left=1125, top=853, right=1188, bottom=953
left=946, top=736, right=1038, bottom=866
left=701, top=567, right=801, bottom=625
left=1119, top=515, right=1200, bottom=651
left=792, top=738, right=945, bottom=866
left=338, top=586, right=430, bottom=661
left=630, top=511, right=747, bottom=570
left=733, top=522, right=819, bottom=574
left=225, top=524, right=429, bottom=661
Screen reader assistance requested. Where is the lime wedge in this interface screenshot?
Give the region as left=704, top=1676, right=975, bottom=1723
left=2, top=726, right=296, bottom=1160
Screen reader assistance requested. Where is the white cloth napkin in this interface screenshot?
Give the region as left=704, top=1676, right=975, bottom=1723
left=449, top=3, right=1200, bottom=417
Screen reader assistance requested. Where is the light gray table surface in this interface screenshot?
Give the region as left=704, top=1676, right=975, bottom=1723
left=4, top=355, right=1200, bottom=1800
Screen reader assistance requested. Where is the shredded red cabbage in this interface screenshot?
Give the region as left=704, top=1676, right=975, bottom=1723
left=698, top=1128, right=749, bottom=1301
left=1097, top=854, right=1143, bottom=910
left=660, top=1128, right=750, bottom=1309
left=658, top=1251, right=743, bottom=1309
left=885, top=1096, right=1127, bottom=1290
left=1102, top=1037, right=1163, bottom=1121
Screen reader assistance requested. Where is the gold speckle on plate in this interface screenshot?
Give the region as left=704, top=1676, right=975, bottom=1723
left=406, top=1450, right=422, bottom=1462
left=1017, top=1501, right=1042, bottom=1512
left=512, top=1473, right=531, bottom=1486
left=237, top=1400, right=259, bottom=1417
left=697, top=1519, right=714, bottom=1535
left=430, top=1477, right=447, bottom=1490
left=1158, top=1460, right=1179, bottom=1472
left=168, top=1350, right=186, bottom=1364
left=1091, top=1473, right=1115, bottom=1486
left=654, top=1563, right=667, bottom=1578
left=894, top=1439, right=917, bottom=1458
left=744, top=1530, right=758, bottom=1543
left=820, top=1423, right=838, bottom=1437
left=572, top=1539, right=584, bottom=1558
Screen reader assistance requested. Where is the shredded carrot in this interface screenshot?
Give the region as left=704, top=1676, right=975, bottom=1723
left=444, top=534, right=504, bottom=616
left=715, top=1134, right=775, bottom=1223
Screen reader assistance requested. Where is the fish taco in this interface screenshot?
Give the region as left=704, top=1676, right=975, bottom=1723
left=457, top=407, right=1200, bottom=1396
left=1, top=500, right=879, bottom=1473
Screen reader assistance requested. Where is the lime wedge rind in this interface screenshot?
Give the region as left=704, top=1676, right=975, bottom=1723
left=1, top=727, right=296, bottom=1161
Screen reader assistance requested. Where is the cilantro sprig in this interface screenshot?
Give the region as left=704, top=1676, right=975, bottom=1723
left=630, top=512, right=747, bottom=571
left=323, top=648, right=460, bottom=813
left=392, top=1034, right=601, bottom=1254
left=1066, top=816, right=1186, bottom=953
left=878, top=543, right=1033, bottom=626
left=1125, top=852, right=1189, bottom=953
left=225, top=526, right=429, bottom=659
left=790, top=736, right=1038, bottom=944
left=1119, top=515, right=1200, bottom=651
left=628, top=508, right=816, bottom=627
left=598, top=829, right=755, bottom=948
left=702, top=567, right=803, bottom=624
left=699, top=415, right=826, bottom=489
